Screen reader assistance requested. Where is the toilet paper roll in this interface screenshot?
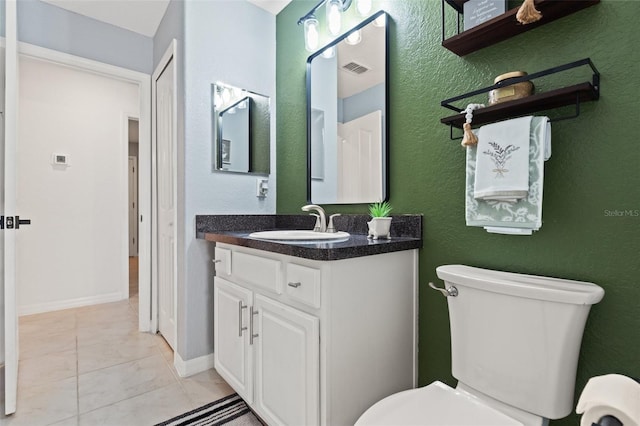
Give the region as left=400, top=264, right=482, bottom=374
left=576, top=374, right=640, bottom=426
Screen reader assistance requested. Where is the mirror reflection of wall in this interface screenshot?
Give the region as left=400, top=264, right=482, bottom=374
left=212, top=83, right=270, bottom=174
left=308, top=11, right=387, bottom=205
left=219, top=97, right=250, bottom=171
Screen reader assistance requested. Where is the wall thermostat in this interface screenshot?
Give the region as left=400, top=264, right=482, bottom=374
left=52, top=153, right=70, bottom=166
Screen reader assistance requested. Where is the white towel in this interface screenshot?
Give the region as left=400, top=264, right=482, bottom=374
left=576, top=374, right=640, bottom=426
left=466, top=117, right=551, bottom=235
left=474, top=116, right=532, bottom=202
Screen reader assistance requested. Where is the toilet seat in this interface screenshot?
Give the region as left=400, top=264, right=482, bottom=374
left=355, top=381, right=524, bottom=426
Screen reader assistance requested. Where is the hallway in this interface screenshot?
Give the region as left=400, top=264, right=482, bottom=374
left=3, top=264, right=232, bottom=426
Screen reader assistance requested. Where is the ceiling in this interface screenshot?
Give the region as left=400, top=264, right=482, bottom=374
left=40, top=0, right=292, bottom=38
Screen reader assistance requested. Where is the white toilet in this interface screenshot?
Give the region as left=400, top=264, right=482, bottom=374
left=356, top=264, right=605, bottom=426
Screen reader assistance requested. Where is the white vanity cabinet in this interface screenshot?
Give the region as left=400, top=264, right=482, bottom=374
left=213, top=243, right=418, bottom=426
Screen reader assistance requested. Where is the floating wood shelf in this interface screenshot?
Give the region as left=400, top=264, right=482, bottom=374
left=441, top=82, right=599, bottom=129
left=442, top=0, right=600, bottom=56
left=440, top=59, right=600, bottom=135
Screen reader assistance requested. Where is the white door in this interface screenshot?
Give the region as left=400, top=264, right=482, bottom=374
left=337, top=110, right=383, bottom=203
left=155, top=55, right=177, bottom=350
left=213, top=278, right=254, bottom=404
left=128, top=156, right=138, bottom=256
left=254, top=294, right=320, bottom=426
left=3, top=0, right=19, bottom=415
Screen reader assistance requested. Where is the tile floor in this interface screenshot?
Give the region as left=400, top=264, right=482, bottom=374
left=1, top=257, right=234, bottom=426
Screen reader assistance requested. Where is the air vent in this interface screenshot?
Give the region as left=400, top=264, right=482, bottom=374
left=342, top=61, right=370, bottom=74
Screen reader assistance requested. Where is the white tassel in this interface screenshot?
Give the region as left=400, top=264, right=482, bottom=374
left=460, top=104, right=484, bottom=148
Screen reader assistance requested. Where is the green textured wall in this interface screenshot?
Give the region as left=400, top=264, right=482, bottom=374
left=276, top=1, right=640, bottom=424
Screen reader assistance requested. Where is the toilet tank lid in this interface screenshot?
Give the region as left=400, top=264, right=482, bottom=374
left=436, top=265, right=604, bottom=305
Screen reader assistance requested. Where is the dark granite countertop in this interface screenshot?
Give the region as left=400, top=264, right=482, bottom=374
left=196, top=214, right=422, bottom=261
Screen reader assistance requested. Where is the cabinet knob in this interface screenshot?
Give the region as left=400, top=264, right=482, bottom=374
left=212, top=259, right=223, bottom=264
left=288, top=282, right=302, bottom=288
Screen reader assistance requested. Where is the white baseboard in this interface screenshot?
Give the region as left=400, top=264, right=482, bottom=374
left=18, top=292, right=126, bottom=316
left=174, top=351, right=215, bottom=378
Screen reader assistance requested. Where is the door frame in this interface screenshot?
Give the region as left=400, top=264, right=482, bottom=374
left=150, top=40, right=178, bottom=342
left=16, top=42, right=153, bottom=331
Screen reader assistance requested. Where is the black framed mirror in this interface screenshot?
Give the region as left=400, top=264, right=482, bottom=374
left=306, top=10, right=388, bottom=204
left=212, top=82, right=270, bottom=174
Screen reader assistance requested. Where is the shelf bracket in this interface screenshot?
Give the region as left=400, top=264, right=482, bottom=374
left=449, top=124, right=463, bottom=141
left=550, top=93, right=581, bottom=123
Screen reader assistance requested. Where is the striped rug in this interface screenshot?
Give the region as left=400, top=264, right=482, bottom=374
left=156, top=393, right=263, bottom=426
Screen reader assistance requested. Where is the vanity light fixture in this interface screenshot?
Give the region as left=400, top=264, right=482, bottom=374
left=304, top=15, right=320, bottom=52
left=326, top=0, right=343, bottom=36
left=299, top=0, right=375, bottom=52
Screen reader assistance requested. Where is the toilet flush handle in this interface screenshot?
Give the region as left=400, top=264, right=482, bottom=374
left=428, top=282, right=458, bottom=297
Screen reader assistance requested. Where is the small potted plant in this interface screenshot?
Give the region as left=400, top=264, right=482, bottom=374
left=367, top=201, right=393, bottom=239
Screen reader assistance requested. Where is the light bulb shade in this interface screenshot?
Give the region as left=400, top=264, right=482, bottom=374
left=322, top=46, right=336, bottom=58
left=355, top=0, right=372, bottom=16
left=304, top=16, right=320, bottom=52
left=345, top=29, right=362, bottom=45
left=327, top=0, right=342, bottom=36
left=222, top=88, right=231, bottom=103
left=374, top=13, right=386, bottom=27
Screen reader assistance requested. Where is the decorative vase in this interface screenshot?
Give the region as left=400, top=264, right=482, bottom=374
left=367, top=217, right=392, bottom=240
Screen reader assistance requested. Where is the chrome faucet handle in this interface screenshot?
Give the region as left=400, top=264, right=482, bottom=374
left=309, top=213, right=322, bottom=232
left=327, top=214, right=341, bottom=233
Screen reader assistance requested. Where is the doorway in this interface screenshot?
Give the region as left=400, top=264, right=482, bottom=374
left=4, top=40, right=152, bottom=415
left=128, top=118, right=139, bottom=302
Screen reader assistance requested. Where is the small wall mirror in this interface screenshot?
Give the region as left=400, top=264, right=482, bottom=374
left=212, top=83, right=270, bottom=174
left=307, top=10, right=388, bottom=204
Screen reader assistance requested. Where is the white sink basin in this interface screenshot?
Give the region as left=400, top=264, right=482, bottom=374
left=248, top=230, right=350, bottom=241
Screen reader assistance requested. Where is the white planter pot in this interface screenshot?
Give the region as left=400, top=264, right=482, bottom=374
left=367, top=217, right=392, bottom=239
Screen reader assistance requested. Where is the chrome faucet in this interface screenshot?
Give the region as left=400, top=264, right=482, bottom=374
left=302, top=204, right=326, bottom=232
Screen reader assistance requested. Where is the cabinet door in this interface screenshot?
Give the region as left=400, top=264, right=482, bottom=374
left=213, top=277, right=253, bottom=403
left=253, top=294, right=320, bottom=426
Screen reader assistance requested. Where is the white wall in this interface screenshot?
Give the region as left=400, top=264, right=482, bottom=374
left=311, top=53, right=338, bottom=203
left=17, top=0, right=153, bottom=74
left=180, top=0, right=276, bottom=360
left=17, top=56, right=139, bottom=314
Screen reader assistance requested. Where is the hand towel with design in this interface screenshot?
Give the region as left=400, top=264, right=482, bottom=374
left=466, top=116, right=551, bottom=235
left=474, top=116, right=532, bottom=202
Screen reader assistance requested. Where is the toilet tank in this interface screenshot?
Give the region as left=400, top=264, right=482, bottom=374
left=436, top=265, right=604, bottom=420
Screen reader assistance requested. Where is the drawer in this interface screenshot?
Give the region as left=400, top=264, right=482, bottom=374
left=233, top=251, right=282, bottom=294
left=285, top=263, right=321, bottom=308
left=214, top=247, right=232, bottom=276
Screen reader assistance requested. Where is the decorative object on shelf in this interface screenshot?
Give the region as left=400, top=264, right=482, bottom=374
left=441, top=0, right=600, bottom=56
left=461, top=103, right=485, bottom=147
left=297, top=0, right=374, bottom=52
left=463, top=0, right=506, bottom=31
left=440, top=58, right=600, bottom=139
left=516, top=0, right=543, bottom=24
left=367, top=201, right=393, bottom=239
left=488, top=71, right=534, bottom=105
